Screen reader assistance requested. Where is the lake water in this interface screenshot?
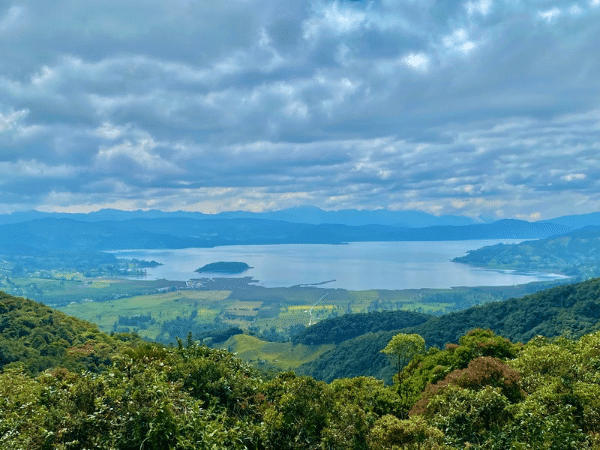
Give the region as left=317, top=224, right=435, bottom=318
left=112, top=240, right=566, bottom=291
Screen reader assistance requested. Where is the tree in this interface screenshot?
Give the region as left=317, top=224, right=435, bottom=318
left=382, top=333, right=427, bottom=406
left=382, top=333, right=426, bottom=375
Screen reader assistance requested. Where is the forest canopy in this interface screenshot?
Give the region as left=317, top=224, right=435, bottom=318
left=4, top=278, right=600, bottom=448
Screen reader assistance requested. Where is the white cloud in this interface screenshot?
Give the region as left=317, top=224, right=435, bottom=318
left=442, top=29, right=477, bottom=55
left=569, top=4, right=584, bottom=15
left=403, top=53, right=430, bottom=72
left=95, top=122, right=126, bottom=140
left=0, top=159, right=77, bottom=180
left=31, top=66, right=54, bottom=86
left=561, top=173, right=587, bottom=181
left=0, top=109, right=28, bottom=132
left=284, top=100, right=310, bottom=120
left=303, top=1, right=367, bottom=39
left=516, top=212, right=542, bottom=221
left=538, top=8, right=562, bottom=22
left=466, top=0, right=493, bottom=17
left=95, top=138, right=182, bottom=176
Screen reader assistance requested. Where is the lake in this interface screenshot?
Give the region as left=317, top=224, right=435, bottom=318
left=112, top=240, right=566, bottom=291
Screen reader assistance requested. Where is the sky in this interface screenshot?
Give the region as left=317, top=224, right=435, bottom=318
left=1, top=0, right=599, bottom=220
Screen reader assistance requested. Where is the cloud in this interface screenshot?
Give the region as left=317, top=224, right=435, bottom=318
left=0, top=109, right=28, bottom=132
left=0, top=5, right=25, bottom=33
left=0, top=0, right=598, bottom=219
left=466, top=0, right=493, bottom=17
left=538, top=7, right=562, bottom=22
left=403, top=53, right=430, bottom=72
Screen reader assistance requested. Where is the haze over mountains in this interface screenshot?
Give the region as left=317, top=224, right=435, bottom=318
left=0, top=207, right=588, bottom=255
left=4, top=206, right=600, bottom=228
left=0, top=206, right=485, bottom=227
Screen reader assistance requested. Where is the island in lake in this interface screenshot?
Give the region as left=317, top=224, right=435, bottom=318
left=195, top=261, right=252, bottom=274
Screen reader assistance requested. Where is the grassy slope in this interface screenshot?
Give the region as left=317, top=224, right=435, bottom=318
left=220, top=334, right=335, bottom=371
left=58, top=290, right=232, bottom=340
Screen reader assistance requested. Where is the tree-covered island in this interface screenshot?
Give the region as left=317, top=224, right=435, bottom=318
left=195, top=261, right=252, bottom=274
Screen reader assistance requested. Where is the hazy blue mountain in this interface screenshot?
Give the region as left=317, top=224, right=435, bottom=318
left=4, top=208, right=600, bottom=230
left=213, top=206, right=481, bottom=227
left=540, top=211, right=600, bottom=229
left=0, top=207, right=482, bottom=228
left=0, top=209, right=216, bottom=225
left=0, top=217, right=572, bottom=255
left=0, top=217, right=572, bottom=253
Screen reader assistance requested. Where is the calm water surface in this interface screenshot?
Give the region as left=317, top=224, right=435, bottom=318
left=112, top=240, right=566, bottom=291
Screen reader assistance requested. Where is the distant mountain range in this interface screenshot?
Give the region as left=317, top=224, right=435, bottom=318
left=0, top=206, right=480, bottom=227
left=4, top=207, right=600, bottom=267
left=0, top=216, right=574, bottom=255
left=3, top=207, right=600, bottom=229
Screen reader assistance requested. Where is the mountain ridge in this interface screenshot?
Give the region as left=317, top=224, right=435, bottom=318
left=0, top=216, right=573, bottom=255
left=297, top=277, right=600, bottom=382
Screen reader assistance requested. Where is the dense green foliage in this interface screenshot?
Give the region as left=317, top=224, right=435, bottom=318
left=0, top=329, right=409, bottom=450
left=195, top=261, right=251, bottom=274
left=291, top=309, right=432, bottom=345
left=5, top=275, right=600, bottom=449
left=0, top=292, right=143, bottom=375
left=381, top=333, right=426, bottom=379
left=4, top=314, right=600, bottom=447
left=401, top=330, right=600, bottom=448
left=297, top=330, right=400, bottom=383
left=406, top=277, right=600, bottom=347
left=454, top=226, right=600, bottom=278
left=300, top=278, right=600, bottom=382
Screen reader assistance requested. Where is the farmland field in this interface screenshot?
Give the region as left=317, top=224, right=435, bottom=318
left=43, top=275, right=565, bottom=345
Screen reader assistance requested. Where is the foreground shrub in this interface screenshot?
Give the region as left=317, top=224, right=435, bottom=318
left=367, top=415, right=447, bottom=450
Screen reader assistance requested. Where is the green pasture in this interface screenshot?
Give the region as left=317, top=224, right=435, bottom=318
left=58, top=290, right=231, bottom=340
left=7, top=270, right=562, bottom=344
left=54, top=282, right=458, bottom=340
left=220, top=334, right=335, bottom=371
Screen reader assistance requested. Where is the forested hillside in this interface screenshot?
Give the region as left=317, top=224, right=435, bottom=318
left=454, top=225, right=600, bottom=278
left=299, top=277, right=600, bottom=382
left=3, top=285, right=600, bottom=448
left=296, top=330, right=399, bottom=382
left=407, top=276, right=600, bottom=347
left=291, top=309, right=432, bottom=345
left=0, top=292, right=144, bottom=375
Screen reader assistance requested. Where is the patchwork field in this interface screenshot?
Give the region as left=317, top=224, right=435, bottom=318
left=0, top=264, right=563, bottom=349
left=61, top=290, right=231, bottom=341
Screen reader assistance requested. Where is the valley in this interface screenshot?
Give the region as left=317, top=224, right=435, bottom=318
left=3, top=210, right=600, bottom=448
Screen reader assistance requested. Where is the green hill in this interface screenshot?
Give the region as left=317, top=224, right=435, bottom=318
left=5, top=287, right=600, bottom=448
left=291, top=309, right=432, bottom=345
left=406, top=276, right=600, bottom=347
left=296, top=330, right=400, bottom=383
left=453, top=225, right=600, bottom=278
left=0, top=291, right=143, bottom=374
left=299, top=277, right=600, bottom=382
left=220, top=333, right=335, bottom=371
